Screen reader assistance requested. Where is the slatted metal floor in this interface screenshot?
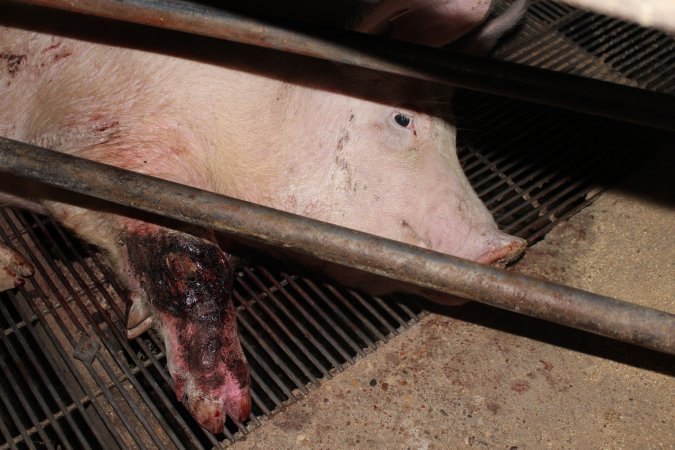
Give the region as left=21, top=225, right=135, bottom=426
left=1, top=0, right=673, bottom=448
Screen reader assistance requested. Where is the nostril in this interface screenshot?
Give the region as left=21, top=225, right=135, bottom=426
left=476, top=235, right=527, bottom=266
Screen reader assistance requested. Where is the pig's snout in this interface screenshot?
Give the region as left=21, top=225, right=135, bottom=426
left=418, top=232, right=525, bottom=305
left=476, top=232, right=527, bottom=266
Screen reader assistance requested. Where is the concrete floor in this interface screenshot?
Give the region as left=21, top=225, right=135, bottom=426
left=232, top=152, right=675, bottom=449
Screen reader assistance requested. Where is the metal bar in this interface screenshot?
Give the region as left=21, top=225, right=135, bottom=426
left=246, top=353, right=286, bottom=410
left=232, top=305, right=306, bottom=398
left=236, top=331, right=295, bottom=403
left=257, top=267, right=349, bottom=368
left=0, top=139, right=674, bottom=356
left=348, top=290, right=399, bottom=337
left=0, top=351, right=38, bottom=450
left=370, top=296, right=408, bottom=331
left=2, top=315, right=34, bottom=337
left=236, top=274, right=326, bottom=383
left=0, top=338, right=51, bottom=450
left=0, top=397, right=18, bottom=450
left=303, top=279, right=377, bottom=351
left=387, top=294, right=422, bottom=324
left=12, top=0, right=675, bottom=131
left=281, top=274, right=364, bottom=360
left=478, top=116, right=621, bottom=211
left=248, top=381, right=271, bottom=418
left=523, top=188, right=600, bottom=243
left=325, top=284, right=387, bottom=345
left=242, top=267, right=335, bottom=378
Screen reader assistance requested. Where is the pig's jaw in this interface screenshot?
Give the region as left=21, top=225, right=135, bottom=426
left=395, top=217, right=526, bottom=266
left=124, top=228, right=250, bottom=434
left=475, top=231, right=527, bottom=266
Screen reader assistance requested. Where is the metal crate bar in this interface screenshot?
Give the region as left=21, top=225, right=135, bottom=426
left=0, top=138, right=674, bottom=356
left=7, top=0, right=675, bottom=131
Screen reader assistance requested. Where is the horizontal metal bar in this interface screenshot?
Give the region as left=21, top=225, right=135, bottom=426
left=12, top=0, right=675, bottom=131
left=0, top=137, right=674, bottom=355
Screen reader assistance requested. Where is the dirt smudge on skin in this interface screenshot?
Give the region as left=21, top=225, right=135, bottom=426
left=336, top=129, right=350, bottom=152
left=1, top=53, right=26, bottom=77
left=334, top=129, right=357, bottom=191
left=42, top=41, right=62, bottom=53
left=400, top=220, right=432, bottom=248
left=95, top=120, right=120, bottom=133
left=53, top=50, right=73, bottom=62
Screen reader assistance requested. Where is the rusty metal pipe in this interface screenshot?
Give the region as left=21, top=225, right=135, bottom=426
left=0, top=136, right=673, bottom=355
left=12, top=0, right=675, bottom=131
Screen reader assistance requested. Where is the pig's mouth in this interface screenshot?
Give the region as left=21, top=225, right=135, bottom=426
left=125, top=228, right=251, bottom=434
left=421, top=235, right=527, bottom=305
left=476, top=235, right=527, bottom=267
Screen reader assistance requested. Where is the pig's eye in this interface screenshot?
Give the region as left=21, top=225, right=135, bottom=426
left=393, top=113, right=413, bottom=128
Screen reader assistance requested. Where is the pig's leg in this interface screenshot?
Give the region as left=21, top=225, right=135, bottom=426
left=43, top=201, right=251, bottom=433
left=0, top=245, right=34, bottom=291
left=0, top=196, right=45, bottom=292
left=126, top=290, right=154, bottom=339
left=123, top=225, right=251, bottom=432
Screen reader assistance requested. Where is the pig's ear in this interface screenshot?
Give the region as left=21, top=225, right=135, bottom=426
left=355, top=0, right=492, bottom=47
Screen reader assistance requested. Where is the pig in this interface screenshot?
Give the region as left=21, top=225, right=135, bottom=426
left=0, top=0, right=527, bottom=434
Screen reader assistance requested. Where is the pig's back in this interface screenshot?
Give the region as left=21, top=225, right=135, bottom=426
left=0, top=22, right=279, bottom=171
left=2, top=26, right=164, bottom=148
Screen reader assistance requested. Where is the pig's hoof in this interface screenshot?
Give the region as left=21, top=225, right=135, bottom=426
left=126, top=316, right=154, bottom=339
left=126, top=292, right=153, bottom=339
left=174, top=371, right=252, bottom=434
left=186, top=390, right=251, bottom=434
left=0, top=246, right=34, bottom=292
left=188, top=396, right=227, bottom=435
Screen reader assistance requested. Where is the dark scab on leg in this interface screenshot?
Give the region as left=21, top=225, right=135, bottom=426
left=125, top=230, right=233, bottom=318
left=124, top=227, right=250, bottom=430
